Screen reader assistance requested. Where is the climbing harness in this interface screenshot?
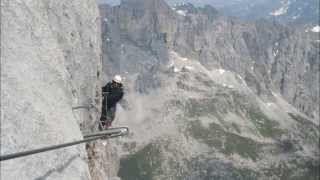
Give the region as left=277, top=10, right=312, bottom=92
left=100, top=92, right=111, bottom=130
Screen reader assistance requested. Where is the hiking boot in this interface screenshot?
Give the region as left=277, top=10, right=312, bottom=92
left=99, top=121, right=107, bottom=131
left=105, top=121, right=112, bottom=128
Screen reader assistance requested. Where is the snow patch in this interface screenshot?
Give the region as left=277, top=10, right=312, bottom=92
left=305, top=25, right=320, bottom=33
left=173, top=67, right=180, bottom=73
left=311, top=25, right=320, bottom=33
left=273, top=49, right=279, bottom=57
left=183, top=66, right=194, bottom=71
left=180, top=57, right=188, bottom=61
left=222, top=83, right=234, bottom=89
left=267, top=102, right=274, bottom=107
left=292, top=15, right=300, bottom=20
left=270, top=1, right=290, bottom=16
left=270, top=7, right=288, bottom=16
left=237, top=74, right=246, bottom=84
left=176, top=10, right=187, bottom=16
left=218, top=69, right=226, bottom=74
left=237, top=74, right=243, bottom=80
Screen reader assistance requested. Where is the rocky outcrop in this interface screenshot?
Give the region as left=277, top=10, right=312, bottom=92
left=99, top=0, right=173, bottom=74
left=1, top=0, right=101, bottom=180
left=86, top=141, right=121, bottom=180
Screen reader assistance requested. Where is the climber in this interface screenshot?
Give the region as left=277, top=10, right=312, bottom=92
left=99, top=75, right=124, bottom=130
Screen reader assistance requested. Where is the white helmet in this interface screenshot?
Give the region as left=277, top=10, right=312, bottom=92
left=113, top=75, right=122, bottom=84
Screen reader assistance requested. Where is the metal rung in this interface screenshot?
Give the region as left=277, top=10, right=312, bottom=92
left=0, top=127, right=129, bottom=162
left=83, top=127, right=129, bottom=138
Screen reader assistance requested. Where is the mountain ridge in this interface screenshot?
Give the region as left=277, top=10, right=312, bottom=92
left=97, top=0, right=319, bottom=179
left=100, top=0, right=319, bottom=121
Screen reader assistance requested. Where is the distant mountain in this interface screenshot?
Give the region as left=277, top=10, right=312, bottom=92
left=222, top=0, right=319, bottom=24
left=165, top=0, right=246, bottom=8
left=98, top=0, right=319, bottom=179
left=166, top=0, right=319, bottom=25
left=96, top=0, right=120, bottom=5
left=97, top=0, right=244, bottom=7
left=98, top=0, right=319, bottom=25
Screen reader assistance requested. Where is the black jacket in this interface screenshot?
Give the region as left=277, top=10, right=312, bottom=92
left=102, top=81, right=124, bottom=109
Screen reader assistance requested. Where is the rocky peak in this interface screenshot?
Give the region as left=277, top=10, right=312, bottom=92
left=174, top=2, right=220, bottom=19
left=120, top=0, right=173, bottom=17
left=174, top=2, right=197, bottom=13
left=99, top=0, right=174, bottom=77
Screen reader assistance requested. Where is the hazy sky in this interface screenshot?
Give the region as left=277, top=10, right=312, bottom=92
left=96, top=0, right=120, bottom=6
left=95, top=0, right=241, bottom=8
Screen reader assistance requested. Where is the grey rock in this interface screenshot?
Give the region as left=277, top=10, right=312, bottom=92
left=1, top=0, right=101, bottom=179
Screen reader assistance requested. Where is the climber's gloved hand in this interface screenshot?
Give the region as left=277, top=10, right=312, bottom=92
left=102, top=92, right=109, bottom=96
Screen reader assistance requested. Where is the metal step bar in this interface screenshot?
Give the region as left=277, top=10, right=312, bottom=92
left=83, top=127, right=129, bottom=138
left=0, top=127, right=129, bottom=162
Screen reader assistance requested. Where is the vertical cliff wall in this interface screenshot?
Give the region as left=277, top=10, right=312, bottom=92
left=1, top=0, right=101, bottom=179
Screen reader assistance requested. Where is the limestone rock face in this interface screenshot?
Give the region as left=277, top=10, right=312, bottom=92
left=1, top=0, right=101, bottom=180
